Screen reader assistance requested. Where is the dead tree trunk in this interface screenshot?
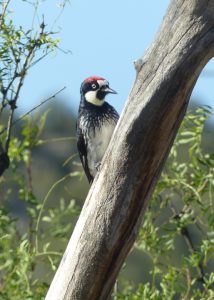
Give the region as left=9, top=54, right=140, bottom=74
left=46, top=0, right=214, bottom=299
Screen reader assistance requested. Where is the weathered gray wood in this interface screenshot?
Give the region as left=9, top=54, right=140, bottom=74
left=45, top=1, right=214, bottom=299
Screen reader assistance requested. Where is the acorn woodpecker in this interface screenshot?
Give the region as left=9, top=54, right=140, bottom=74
left=77, top=76, right=119, bottom=183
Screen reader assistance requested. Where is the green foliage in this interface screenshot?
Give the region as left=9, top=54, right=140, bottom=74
left=1, top=104, right=213, bottom=300
left=0, top=111, right=80, bottom=300
left=0, top=3, right=79, bottom=299
left=0, top=0, right=64, bottom=179
left=117, top=106, right=214, bottom=300
left=0, top=0, right=60, bottom=111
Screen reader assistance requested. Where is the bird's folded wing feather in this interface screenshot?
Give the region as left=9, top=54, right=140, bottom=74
left=77, top=127, right=93, bottom=183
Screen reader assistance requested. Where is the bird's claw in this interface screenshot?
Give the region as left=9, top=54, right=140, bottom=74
left=95, top=162, right=101, bottom=172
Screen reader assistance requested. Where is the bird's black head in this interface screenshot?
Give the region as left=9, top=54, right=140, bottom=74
left=80, top=76, right=117, bottom=106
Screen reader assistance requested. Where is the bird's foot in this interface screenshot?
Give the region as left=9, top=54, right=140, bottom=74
left=95, top=162, right=101, bottom=172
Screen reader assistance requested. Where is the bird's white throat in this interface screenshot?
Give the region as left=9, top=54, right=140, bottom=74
left=85, top=91, right=104, bottom=106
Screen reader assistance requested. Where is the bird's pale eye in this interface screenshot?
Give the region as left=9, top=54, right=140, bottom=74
left=92, top=83, right=96, bottom=89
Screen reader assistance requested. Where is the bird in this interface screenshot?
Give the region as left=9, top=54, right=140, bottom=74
left=76, top=76, right=119, bottom=183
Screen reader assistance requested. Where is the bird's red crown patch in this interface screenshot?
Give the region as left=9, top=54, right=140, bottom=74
left=84, top=76, right=105, bottom=82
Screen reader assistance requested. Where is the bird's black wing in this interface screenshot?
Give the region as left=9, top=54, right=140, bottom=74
left=76, top=125, right=93, bottom=183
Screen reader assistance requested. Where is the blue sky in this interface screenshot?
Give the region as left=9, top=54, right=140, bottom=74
left=10, top=0, right=214, bottom=121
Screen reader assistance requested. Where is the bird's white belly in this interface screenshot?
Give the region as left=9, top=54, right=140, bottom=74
left=87, top=122, right=116, bottom=177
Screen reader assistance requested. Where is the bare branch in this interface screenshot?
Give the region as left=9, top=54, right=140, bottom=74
left=0, top=86, right=66, bottom=136
left=11, top=86, right=66, bottom=128
left=0, top=86, right=66, bottom=177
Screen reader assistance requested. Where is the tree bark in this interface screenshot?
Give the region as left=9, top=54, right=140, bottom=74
left=46, top=0, right=214, bottom=299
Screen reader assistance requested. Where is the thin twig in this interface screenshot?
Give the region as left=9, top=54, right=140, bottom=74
left=29, top=50, right=52, bottom=68
left=170, top=204, right=205, bottom=281
left=35, top=251, right=62, bottom=257
left=0, top=0, right=11, bottom=29
left=0, top=59, right=19, bottom=116
left=35, top=172, right=74, bottom=253
left=39, top=135, right=75, bottom=146
left=50, top=0, right=71, bottom=32
left=0, top=86, right=66, bottom=135
left=63, top=153, right=78, bottom=167
left=181, top=226, right=205, bottom=280
left=3, top=16, right=51, bottom=153
left=4, top=44, right=37, bottom=152
left=12, top=86, right=66, bottom=126
left=5, top=107, right=15, bottom=152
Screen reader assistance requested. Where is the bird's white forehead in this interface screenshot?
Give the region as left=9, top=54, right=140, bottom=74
left=97, top=79, right=109, bottom=87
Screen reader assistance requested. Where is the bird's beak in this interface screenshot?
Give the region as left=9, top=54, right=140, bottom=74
left=103, top=86, right=117, bottom=94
